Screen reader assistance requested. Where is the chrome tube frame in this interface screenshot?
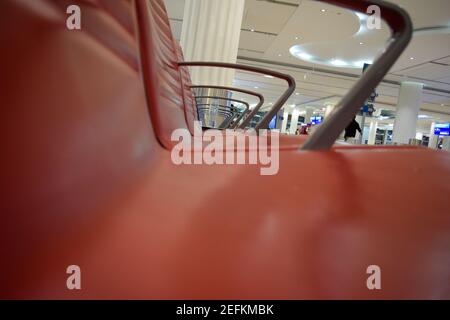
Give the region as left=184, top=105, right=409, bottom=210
left=194, top=96, right=250, bottom=129
left=178, top=62, right=296, bottom=130
left=196, top=103, right=240, bottom=129
left=189, top=85, right=265, bottom=129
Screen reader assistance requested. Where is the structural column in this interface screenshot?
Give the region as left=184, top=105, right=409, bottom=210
left=368, top=121, right=378, bottom=145
left=281, top=110, right=289, bottom=133
left=305, top=107, right=314, bottom=124
left=442, top=137, right=450, bottom=151
left=393, top=82, right=423, bottom=144
left=428, top=122, right=439, bottom=149
left=180, top=0, right=245, bottom=86
left=289, top=108, right=301, bottom=134
left=325, top=104, right=336, bottom=118
left=275, top=109, right=284, bottom=130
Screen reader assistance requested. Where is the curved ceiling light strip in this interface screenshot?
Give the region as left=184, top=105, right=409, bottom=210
left=289, top=9, right=386, bottom=68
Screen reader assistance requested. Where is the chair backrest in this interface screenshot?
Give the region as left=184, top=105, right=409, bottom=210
left=135, top=0, right=194, bottom=148
left=175, top=42, right=198, bottom=135
left=0, top=0, right=162, bottom=227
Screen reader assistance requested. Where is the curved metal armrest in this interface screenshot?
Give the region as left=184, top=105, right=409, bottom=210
left=194, top=96, right=250, bottom=129
left=197, top=104, right=240, bottom=129
left=302, top=0, right=413, bottom=150
left=179, top=62, right=296, bottom=130
left=189, top=85, right=265, bottom=129
left=194, top=96, right=250, bottom=111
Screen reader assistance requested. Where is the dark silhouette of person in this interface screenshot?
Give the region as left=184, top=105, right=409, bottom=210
left=344, top=116, right=362, bottom=141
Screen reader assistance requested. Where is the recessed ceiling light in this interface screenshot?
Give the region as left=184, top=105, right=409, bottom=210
left=410, top=57, right=415, bottom=60
left=298, top=52, right=313, bottom=60
left=359, top=42, right=364, bottom=45
left=264, top=75, right=274, bottom=79
left=250, top=28, right=255, bottom=32
left=295, top=36, right=300, bottom=40
left=321, top=9, right=326, bottom=12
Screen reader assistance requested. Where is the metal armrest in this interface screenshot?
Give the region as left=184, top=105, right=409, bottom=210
left=194, top=96, right=250, bottom=112
left=196, top=103, right=240, bottom=129
left=179, top=62, right=296, bottom=130
left=302, top=0, right=413, bottom=150
left=190, top=85, right=265, bottom=129
left=194, top=96, right=250, bottom=129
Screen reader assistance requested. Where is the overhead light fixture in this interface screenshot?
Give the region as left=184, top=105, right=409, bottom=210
left=330, top=59, right=348, bottom=67
left=321, top=9, right=326, bottom=12
left=359, top=42, right=364, bottom=45
left=410, top=57, right=415, bottom=60
left=264, top=75, right=274, bottom=79
left=250, top=28, right=255, bottom=32
left=298, top=52, right=312, bottom=60
left=295, top=92, right=300, bottom=95
left=254, top=86, right=259, bottom=89
left=290, top=45, right=374, bottom=69
left=295, top=36, right=300, bottom=40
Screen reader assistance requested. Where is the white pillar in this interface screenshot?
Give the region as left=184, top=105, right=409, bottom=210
left=428, top=122, right=439, bottom=149
left=305, top=107, right=314, bottom=124
left=393, top=82, right=423, bottom=144
left=368, top=121, right=378, bottom=145
left=442, top=137, right=450, bottom=151
left=281, top=111, right=289, bottom=134
left=180, top=0, right=245, bottom=86
left=290, top=108, right=301, bottom=134
left=325, top=104, right=336, bottom=118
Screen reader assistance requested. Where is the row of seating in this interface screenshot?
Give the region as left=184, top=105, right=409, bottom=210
left=0, top=0, right=449, bottom=299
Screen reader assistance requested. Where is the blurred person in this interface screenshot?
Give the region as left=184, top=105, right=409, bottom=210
left=344, top=116, right=362, bottom=142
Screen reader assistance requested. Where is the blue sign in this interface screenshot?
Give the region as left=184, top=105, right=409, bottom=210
left=311, top=116, right=322, bottom=125
left=268, top=115, right=277, bottom=129
left=434, top=123, right=450, bottom=136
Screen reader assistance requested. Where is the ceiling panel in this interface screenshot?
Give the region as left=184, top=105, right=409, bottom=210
left=390, top=0, right=450, bottom=29
left=242, top=0, right=297, bottom=34
left=239, top=31, right=276, bottom=53
left=400, top=63, right=450, bottom=80
left=434, top=56, right=450, bottom=65
left=435, top=76, right=450, bottom=84
left=164, top=0, right=185, bottom=20
left=169, top=20, right=182, bottom=41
